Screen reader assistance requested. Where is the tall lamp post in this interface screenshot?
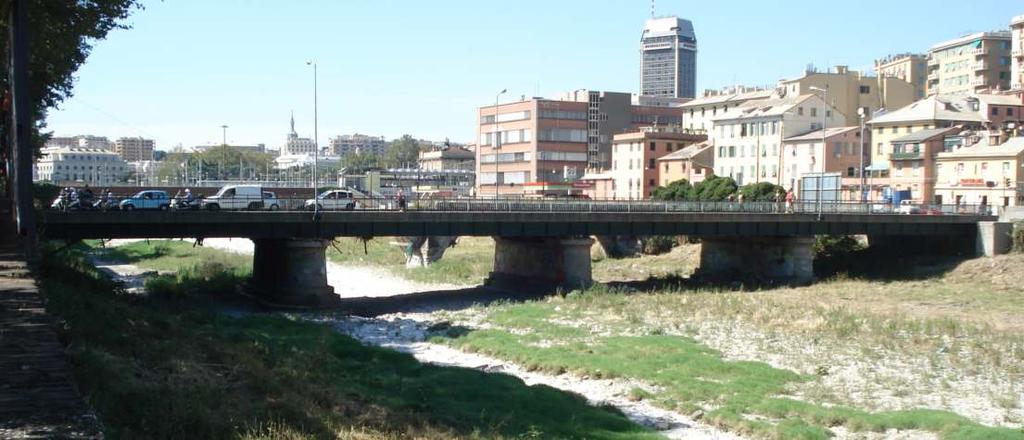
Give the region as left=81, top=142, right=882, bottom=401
left=493, top=89, right=507, bottom=199
left=857, top=107, right=867, bottom=202
left=809, top=86, right=828, bottom=220
left=221, top=124, right=228, bottom=182
left=307, top=60, right=319, bottom=214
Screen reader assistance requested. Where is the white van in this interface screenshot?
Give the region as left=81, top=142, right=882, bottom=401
left=202, top=184, right=265, bottom=211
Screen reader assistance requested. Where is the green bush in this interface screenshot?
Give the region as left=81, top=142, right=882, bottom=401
left=813, top=235, right=863, bottom=259
left=640, top=236, right=677, bottom=255
left=739, top=182, right=785, bottom=202
left=651, top=179, right=693, bottom=201
left=1013, top=222, right=1024, bottom=253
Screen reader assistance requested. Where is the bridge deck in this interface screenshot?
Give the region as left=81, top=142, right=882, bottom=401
left=42, top=210, right=990, bottom=240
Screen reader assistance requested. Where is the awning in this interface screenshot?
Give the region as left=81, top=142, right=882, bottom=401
left=865, top=161, right=890, bottom=171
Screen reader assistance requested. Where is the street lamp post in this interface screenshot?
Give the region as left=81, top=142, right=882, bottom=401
left=857, top=108, right=867, bottom=202
left=809, top=86, right=828, bottom=220
left=493, top=89, right=507, bottom=199
left=307, top=61, right=319, bottom=214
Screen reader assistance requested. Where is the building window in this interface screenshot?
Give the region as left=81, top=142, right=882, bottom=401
left=992, top=107, right=999, bottom=116
left=891, top=126, right=898, bottom=134
left=847, top=167, right=855, bottom=177
left=648, top=158, right=655, bottom=169
left=810, top=108, right=817, bottom=117
left=649, top=142, right=656, bottom=151
left=859, top=85, right=870, bottom=94
left=798, top=107, right=804, bottom=116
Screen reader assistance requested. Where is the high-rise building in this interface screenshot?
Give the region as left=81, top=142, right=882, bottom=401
left=640, top=16, right=697, bottom=99
left=329, top=133, right=386, bottom=156
left=875, top=53, right=929, bottom=99
left=925, top=31, right=1012, bottom=95
left=283, top=112, right=316, bottom=155
left=475, top=90, right=684, bottom=196
left=1011, top=15, right=1024, bottom=92
left=114, top=137, right=155, bottom=162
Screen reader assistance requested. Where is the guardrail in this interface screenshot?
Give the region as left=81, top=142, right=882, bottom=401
left=46, top=194, right=999, bottom=217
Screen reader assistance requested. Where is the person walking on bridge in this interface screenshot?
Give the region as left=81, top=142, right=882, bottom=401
left=396, top=189, right=407, bottom=212
left=785, top=189, right=795, bottom=214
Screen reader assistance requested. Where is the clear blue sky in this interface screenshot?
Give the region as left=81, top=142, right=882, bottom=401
left=46, top=0, right=1019, bottom=150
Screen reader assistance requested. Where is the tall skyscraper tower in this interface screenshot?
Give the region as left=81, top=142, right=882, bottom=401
left=640, top=16, right=697, bottom=98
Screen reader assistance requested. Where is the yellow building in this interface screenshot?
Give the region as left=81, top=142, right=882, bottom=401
left=935, top=134, right=1024, bottom=208
left=926, top=31, right=1012, bottom=96
left=777, top=65, right=916, bottom=127
left=875, top=53, right=929, bottom=99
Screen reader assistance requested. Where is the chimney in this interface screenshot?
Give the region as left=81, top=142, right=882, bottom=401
left=836, top=65, right=849, bottom=75
left=989, top=130, right=1006, bottom=146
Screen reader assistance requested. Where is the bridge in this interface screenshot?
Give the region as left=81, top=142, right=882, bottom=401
left=42, top=199, right=1006, bottom=308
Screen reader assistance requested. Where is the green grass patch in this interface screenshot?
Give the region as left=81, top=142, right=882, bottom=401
left=327, top=237, right=495, bottom=286
left=438, top=289, right=1024, bottom=439
left=40, top=242, right=661, bottom=439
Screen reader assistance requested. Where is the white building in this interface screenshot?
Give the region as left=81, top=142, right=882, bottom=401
left=33, top=147, right=129, bottom=186
left=1012, top=15, right=1024, bottom=92
left=46, top=135, right=113, bottom=150
left=273, top=153, right=341, bottom=171
left=680, top=88, right=773, bottom=133
left=283, top=113, right=316, bottom=155
left=709, top=93, right=845, bottom=186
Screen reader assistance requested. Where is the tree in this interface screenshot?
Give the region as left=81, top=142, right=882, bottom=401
left=382, top=135, right=421, bottom=168
left=0, top=0, right=142, bottom=158
left=739, top=182, right=784, bottom=202
left=690, top=175, right=738, bottom=201
left=651, top=179, right=693, bottom=201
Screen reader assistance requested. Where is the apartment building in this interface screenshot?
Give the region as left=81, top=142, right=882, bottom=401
left=926, top=31, right=1012, bottom=95
left=329, top=133, right=386, bottom=156
left=777, top=65, right=916, bottom=127
left=935, top=133, right=1024, bottom=207
left=608, top=128, right=706, bottom=200
left=709, top=93, right=844, bottom=186
left=680, top=88, right=773, bottom=133
left=866, top=95, right=989, bottom=180
left=780, top=127, right=869, bottom=200
left=875, top=53, right=929, bottom=99
left=888, top=127, right=961, bottom=203
left=1011, top=15, right=1024, bottom=91
left=114, top=137, right=155, bottom=162
left=33, top=147, right=129, bottom=186
left=656, top=141, right=713, bottom=187
left=475, top=91, right=682, bottom=196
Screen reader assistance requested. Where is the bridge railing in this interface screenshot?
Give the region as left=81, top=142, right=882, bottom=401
left=46, top=193, right=1001, bottom=217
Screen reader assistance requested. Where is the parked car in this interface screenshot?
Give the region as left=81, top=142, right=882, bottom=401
left=263, top=191, right=281, bottom=211
left=201, top=185, right=264, bottom=211
left=897, top=200, right=921, bottom=215
left=119, top=190, right=171, bottom=211
left=304, top=189, right=357, bottom=211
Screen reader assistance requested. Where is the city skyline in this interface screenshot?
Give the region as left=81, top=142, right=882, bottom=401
left=45, top=0, right=1017, bottom=151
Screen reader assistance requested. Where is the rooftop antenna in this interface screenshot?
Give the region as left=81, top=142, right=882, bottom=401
left=650, top=0, right=655, bottom=18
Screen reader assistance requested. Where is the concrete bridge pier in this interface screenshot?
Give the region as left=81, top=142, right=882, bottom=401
left=697, top=236, right=815, bottom=284
left=249, top=238, right=340, bottom=308
left=403, top=236, right=458, bottom=267
left=487, top=237, right=594, bottom=292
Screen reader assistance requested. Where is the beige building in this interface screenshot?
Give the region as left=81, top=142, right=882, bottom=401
left=114, top=137, right=155, bottom=162
left=935, top=134, right=1024, bottom=207
left=418, top=146, right=474, bottom=171
left=780, top=127, right=870, bottom=200
left=776, top=65, right=916, bottom=127
left=710, top=93, right=844, bottom=186
left=656, top=141, right=713, bottom=187
left=609, top=127, right=706, bottom=199
left=866, top=95, right=989, bottom=180
left=875, top=53, right=929, bottom=99
left=926, top=31, right=1012, bottom=95
left=1012, top=15, right=1024, bottom=92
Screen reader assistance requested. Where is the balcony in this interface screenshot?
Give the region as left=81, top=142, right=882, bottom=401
left=927, top=57, right=939, bottom=66
left=890, top=151, right=923, bottom=161
left=972, top=61, right=987, bottom=71
left=970, top=48, right=989, bottom=56
left=971, top=78, right=987, bottom=87
left=927, top=72, right=940, bottom=81
left=1014, top=48, right=1024, bottom=58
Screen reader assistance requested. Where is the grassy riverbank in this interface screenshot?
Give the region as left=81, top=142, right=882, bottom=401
left=433, top=256, right=1024, bottom=439
left=42, top=242, right=658, bottom=439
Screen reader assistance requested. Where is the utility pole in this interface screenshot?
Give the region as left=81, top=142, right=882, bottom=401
left=494, top=89, right=507, bottom=199
left=810, top=86, right=828, bottom=220
left=307, top=61, right=319, bottom=214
